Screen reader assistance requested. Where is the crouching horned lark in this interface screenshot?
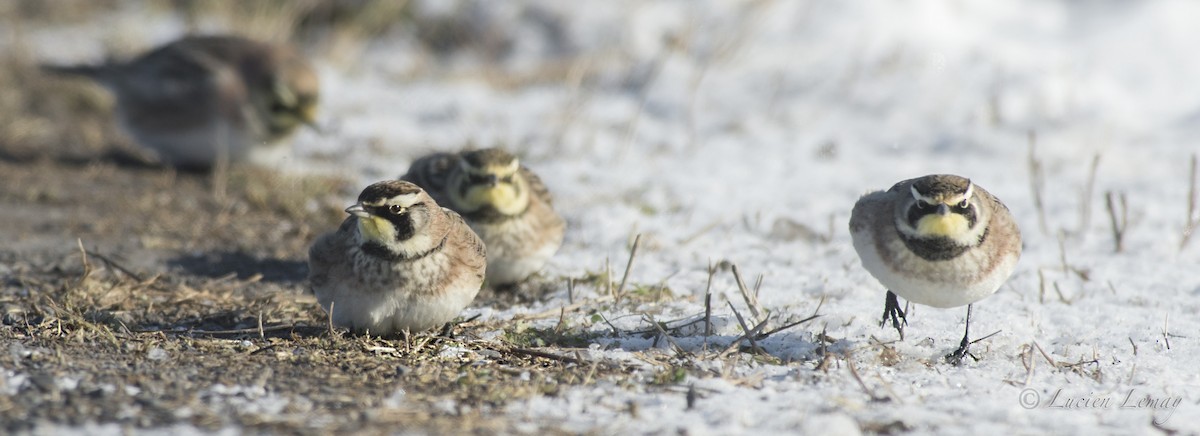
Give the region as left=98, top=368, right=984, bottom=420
left=308, top=180, right=486, bottom=335
left=402, top=148, right=565, bottom=288
left=42, top=35, right=319, bottom=169
left=850, top=175, right=1021, bottom=364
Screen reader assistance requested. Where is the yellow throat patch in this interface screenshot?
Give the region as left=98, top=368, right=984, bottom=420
left=465, top=185, right=524, bottom=214
left=357, top=216, right=393, bottom=242
left=916, top=213, right=970, bottom=237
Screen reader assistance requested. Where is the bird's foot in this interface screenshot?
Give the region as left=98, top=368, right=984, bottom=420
left=880, top=290, right=908, bottom=340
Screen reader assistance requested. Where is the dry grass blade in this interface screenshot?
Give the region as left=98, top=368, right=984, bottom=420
left=1161, top=313, right=1171, bottom=351
left=1038, top=269, right=1046, bottom=303
left=1105, top=191, right=1128, bottom=253
left=720, top=301, right=768, bottom=357
left=730, top=264, right=762, bottom=322
left=969, top=330, right=1002, bottom=345
left=74, top=238, right=94, bottom=290
left=512, top=295, right=614, bottom=321
left=1079, top=154, right=1101, bottom=234
left=643, top=313, right=687, bottom=357
left=704, top=261, right=716, bottom=337
left=1028, top=131, right=1050, bottom=235
left=567, top=277, right=575, bottom=304
left=847, top=359, right=886, bottom=402
left=614, top=233, right=642, bottom=301
left=327, top=301, right=337, bottom=338
left=83, top=248, right=145, bottom=282
left=138, top=324, right=299, bottom=336
left=755, top=314, right=820, bottom=340
left=504, top=346, right=586, bottom=365
left=1182, top=154, right=1198, bottom=251
left=1032, top=341, right=1059, bottom=367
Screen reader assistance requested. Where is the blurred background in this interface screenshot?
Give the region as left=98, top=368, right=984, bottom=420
left=5, top=0, right=1200, bottom=256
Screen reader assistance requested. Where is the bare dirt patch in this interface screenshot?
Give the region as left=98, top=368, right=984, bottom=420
left=0, top=154, right=649, bottom=433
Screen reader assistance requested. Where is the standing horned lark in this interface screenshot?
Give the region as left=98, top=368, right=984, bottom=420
left=308, top=180, right=486, bottom=335
left=42, top=35, right=319, bottom=169
left=402, top=148, right=565, bottom=288
left=850, top=175, right=1021, bottom=364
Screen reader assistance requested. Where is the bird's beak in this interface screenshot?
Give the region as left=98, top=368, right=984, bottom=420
left=345, top=203, right=370, bottom=218
left=486, top=174, right=499, bottom=187
left=937, top=203, right=950, bottom=216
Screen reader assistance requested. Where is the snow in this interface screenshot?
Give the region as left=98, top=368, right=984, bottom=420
left=14, top=0, right=1200, bottom=433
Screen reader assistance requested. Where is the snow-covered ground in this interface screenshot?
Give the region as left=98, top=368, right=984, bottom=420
left=20, top=0, right=1200, bottom=433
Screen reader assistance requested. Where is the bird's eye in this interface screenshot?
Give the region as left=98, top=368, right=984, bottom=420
left=958, top=199, right=970, bottom=209
left=916, top=200, right=930, bottom=209
left=388, top=204, right=404, bottom=215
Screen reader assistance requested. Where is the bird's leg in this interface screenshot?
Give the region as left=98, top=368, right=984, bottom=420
left=880, top=290, right=907, bottom=340
left=438, top=322, right=456, bottom=339
left=946, top=303, right=978, bottom=365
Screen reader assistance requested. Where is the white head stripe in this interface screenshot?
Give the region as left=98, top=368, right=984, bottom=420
left=910, top=185, right=936, bottom=203
left=389, top=193, right=420, bottom=207
left=911, top=182, right=974, bottom=204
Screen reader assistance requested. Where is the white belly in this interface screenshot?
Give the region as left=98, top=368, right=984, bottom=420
left=319, top=280, right=479, bottom=335
left=851, top=227, right=1017, bottom=308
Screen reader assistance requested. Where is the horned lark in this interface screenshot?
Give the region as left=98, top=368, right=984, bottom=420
left=42, top=35, right=319, bottom=169
left=402, top=147, right=565, bottom=287
left=850, top=174, right=1021, bottom=364
left=308, top=180, right=486, bottom=335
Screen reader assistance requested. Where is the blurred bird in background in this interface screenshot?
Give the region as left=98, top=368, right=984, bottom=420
left=42, top=35, right=320, bottom=170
